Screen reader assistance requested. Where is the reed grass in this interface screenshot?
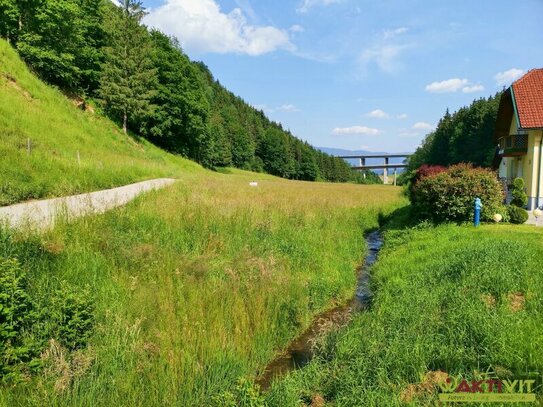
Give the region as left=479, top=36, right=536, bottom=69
left=0, top=170, right=405, bottom=406
left=266, top=222, right=543, bottom=406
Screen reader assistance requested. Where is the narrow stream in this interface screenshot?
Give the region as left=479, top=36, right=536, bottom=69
left=256, top=230, right=383, bottom=391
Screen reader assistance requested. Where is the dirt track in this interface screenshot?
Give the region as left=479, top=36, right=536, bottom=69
left=0, top=178, right=176, bottom=230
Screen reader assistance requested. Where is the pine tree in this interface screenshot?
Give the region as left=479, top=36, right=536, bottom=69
left=99, top=0, right=157, bottom=134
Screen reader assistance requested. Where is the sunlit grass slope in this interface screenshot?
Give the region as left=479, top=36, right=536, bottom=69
left=0, top=170, right=405, bottom=406
left=0, top=39, right=201, bottom=206
left=266, top=223, right=543, bottom=406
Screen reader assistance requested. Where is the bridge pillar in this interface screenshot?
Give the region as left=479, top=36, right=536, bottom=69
left=359, top=158, right=366, bottom=167
left=383, top=157, right=389, bottom=184
left=393, top=168, right=397, bottom=186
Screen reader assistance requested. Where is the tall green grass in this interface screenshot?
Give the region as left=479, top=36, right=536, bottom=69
left=0, top=171, right=405, bottom=406
left=0, top=39, right=200, bottom=206
left=266, top=222, right=543, bottom=406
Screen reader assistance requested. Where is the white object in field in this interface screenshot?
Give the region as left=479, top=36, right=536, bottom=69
left=492, top=213, right=502, bottom=223
left=249, top=182, right=258, bottom=187
left=533, top=208, right=543, bottom=227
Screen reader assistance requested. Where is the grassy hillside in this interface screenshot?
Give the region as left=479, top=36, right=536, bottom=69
left=0, top=170, right=405, bottom=406
left=0, top=39, right=200, bottom=206
left=266, top=223, right=543, bottom=406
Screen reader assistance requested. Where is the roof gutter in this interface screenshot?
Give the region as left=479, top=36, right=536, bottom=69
left=537, top=132, right=543, bottom=209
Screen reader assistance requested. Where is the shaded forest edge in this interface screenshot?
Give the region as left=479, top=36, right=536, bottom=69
left=406, top=93, right=502, bottom=172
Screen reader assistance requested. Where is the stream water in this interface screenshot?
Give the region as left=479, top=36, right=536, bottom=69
left=256, top=230, right=383, bottom=391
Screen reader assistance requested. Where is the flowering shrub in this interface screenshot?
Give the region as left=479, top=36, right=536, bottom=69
left=415, top=164, right=448, bottom=179
left=406, top=165, right=447, bottom=201
left=411, top=164, right=504, bottom=222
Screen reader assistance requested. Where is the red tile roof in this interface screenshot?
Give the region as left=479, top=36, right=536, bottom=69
left=512, top=69, right=543, bottom=129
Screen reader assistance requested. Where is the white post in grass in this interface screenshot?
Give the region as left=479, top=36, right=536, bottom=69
left=534, top=208, right=542, bottom=227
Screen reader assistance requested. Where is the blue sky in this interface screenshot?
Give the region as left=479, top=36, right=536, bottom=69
left=142, top=0, right=543, bottom=153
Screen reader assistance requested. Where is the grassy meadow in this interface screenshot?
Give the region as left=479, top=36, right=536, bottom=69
left=266, top=221, right=543, bottom=406
left=0, top=170, right=405, bottom=406
left=0, top=39, right=200, bottom=206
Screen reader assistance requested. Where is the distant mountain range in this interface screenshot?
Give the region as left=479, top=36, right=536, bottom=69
left=317, top=147, right=410, bottom=175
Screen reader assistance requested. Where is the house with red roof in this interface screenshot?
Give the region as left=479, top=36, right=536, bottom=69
left=495, top=69, right=543, bottom=209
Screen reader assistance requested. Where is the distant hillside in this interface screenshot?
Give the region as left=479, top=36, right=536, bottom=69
left=0, top=0, right=362, bottom=185
left=0, top=39, right=201, bottom=205
left=317, top=147, right=409, bottom=175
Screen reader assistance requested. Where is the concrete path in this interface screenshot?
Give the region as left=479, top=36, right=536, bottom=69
left=0, top=178, right=176, bottom=230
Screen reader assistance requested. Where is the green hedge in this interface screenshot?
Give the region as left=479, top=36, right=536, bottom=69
left=507, top=205, right=528, bottom=224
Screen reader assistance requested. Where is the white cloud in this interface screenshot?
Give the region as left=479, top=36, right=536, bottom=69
left=425, top=78, right=486, bottom=94
left=297, top=0, right=343, bottom=13
left=412, top=122, right=434, bottom=131
left=277, top=104, right=300, bottom=113
left=253, top=103, right=300, bottom=113
left=356, top=25, right=413, bottom=76
left=397, top=113, right=408, bottom=119
left=425, top=78, right=469, bottom=93
left=462, top=84, right=485, bottom=93
left=289, top=24, right=304, bottom=33
left=366, top=109, right=390, bottom=119
left=383, top=27, right=408, bottom=40
left=145, top=0, right=294, bottom=56
left=494, top=68, right=525, bottom=86
left=359, top=44, right=411, bottom=74
left=331, top=126, right=381, bottom=136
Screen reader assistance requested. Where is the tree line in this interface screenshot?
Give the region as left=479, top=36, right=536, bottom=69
left=407, top=93, right=502, bottom=171
left=0, top=0, right=376, bottom=183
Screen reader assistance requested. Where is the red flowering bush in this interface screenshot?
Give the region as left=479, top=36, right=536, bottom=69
left=415, top=164, right=447, bottom=179
left=411, top=164, right=504, bottom=222
left=406, top=165, right=447, bottom=201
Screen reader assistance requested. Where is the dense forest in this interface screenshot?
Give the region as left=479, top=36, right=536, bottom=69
left=407, top=93, right=501, bottom=171
left=0, top=0, right=374, bottom=183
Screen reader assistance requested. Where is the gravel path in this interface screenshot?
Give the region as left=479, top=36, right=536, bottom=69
left=0, top=178, right=176, bottom=230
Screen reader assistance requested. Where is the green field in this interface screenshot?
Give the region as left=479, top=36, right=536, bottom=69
left=265, top=221, right=543, bottom=406
left=0, top=170, right=404, bottom=406
left=2, top=22, right=541, bottom=407
left=0, top=39, right=200, bottom=206
left=0, top=36, right=409, bottom=405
